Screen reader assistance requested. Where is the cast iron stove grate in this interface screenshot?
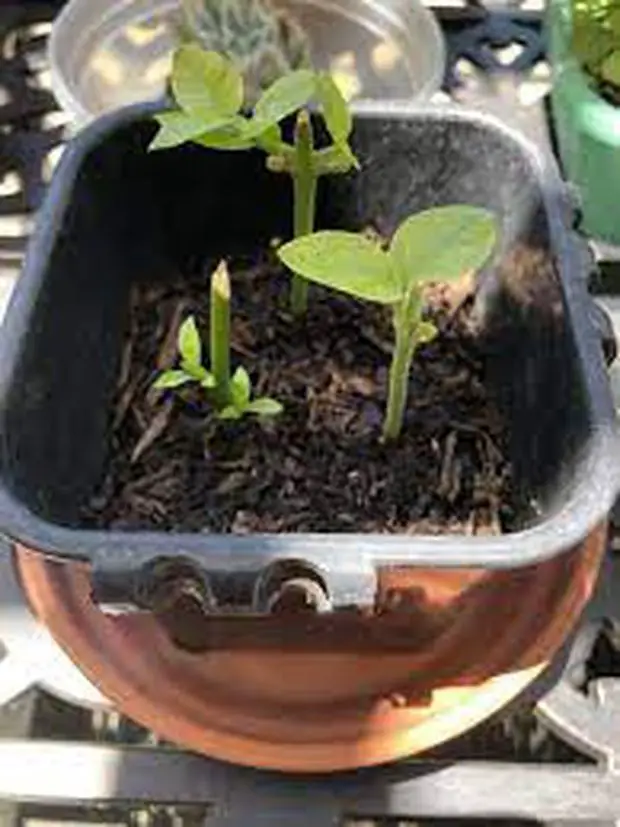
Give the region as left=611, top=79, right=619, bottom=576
left=2, top=2, right=620, bottom=825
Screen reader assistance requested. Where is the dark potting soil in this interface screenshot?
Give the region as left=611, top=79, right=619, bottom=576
left=84, top=244, right=540, bottom=536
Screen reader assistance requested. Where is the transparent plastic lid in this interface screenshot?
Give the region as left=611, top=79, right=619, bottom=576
left=49, top=0, right=446, bottom=127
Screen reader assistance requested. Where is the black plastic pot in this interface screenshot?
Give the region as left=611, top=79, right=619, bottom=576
left=0, top=102, right=618, bottom=607
left=3, top=103, right=620, bottom=772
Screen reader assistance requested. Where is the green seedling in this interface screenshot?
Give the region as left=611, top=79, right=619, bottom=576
left=150, top=44, right=358, bottom=315
left=154, top=261, right=282, bottom=421
left=278, top=205, right=498, bottom=442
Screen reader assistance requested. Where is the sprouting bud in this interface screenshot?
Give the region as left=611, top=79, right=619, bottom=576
left=212, top=259, right=231, bottom=302
left=294, top=108, right=313, bottom=154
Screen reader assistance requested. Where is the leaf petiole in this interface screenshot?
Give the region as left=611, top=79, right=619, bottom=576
left=291, top=110, right=317, bottom=316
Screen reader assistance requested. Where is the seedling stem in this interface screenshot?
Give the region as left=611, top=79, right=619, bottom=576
left=291, top=110, right=317, bottom=316
left=211, top=260, right=231, bottom=405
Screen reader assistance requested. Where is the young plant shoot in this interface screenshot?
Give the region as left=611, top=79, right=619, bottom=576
left=150, top=44, right=358, bottom=315
left=278, top=205, right=498, bottom=442
left=154, top=261, right=282, bottom=421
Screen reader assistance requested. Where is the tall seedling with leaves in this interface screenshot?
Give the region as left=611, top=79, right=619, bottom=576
left=150, top=44, right=358, bottom=315
left=278, top=205, right=498, bottom=441
left=154, top=261, right=282, bottom=420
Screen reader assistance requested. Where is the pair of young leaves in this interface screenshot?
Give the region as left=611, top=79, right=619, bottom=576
left=278, top=204, right=497, bottom=320
left=151, top=43, right=356, bottom=173
left=278, top=203, right=496, bottom=442
left=154, top=314, right=282, bottom=420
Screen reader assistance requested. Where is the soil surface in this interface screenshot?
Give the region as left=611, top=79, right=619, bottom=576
left=84, top=245, right=534, bottom=536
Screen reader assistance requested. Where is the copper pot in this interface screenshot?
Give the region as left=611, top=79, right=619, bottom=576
left=14, top=523, right=605, bottom=773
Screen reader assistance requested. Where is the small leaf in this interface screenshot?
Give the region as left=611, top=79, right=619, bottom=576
left=415, top=320, right=438, bottom=345
left=601, top=49, right=620, bottom=85
left=390, top=205, right=497, bottom=290
left=245, top=120, right=288, bottom=154
left=217, top=405, right=242, bottom=420
left=152, top=370, right=193, bottom=390
left=253, top=122, right=284, bottom=153
left=230, top=366, right=252, bottom=408
left=330, top=70, right=361, bottom=102
left=246, top=397, right=283, bottom=417
left=254, top=69, right=316, bottom=127
left=200, top=372, right=216, bottom=389
left=178, top=316, right=202, bottom=365
left=278, top=232, right=400, bottom=304
left=314, top=142, right=359, bottom=175
left=196, top=119, right=255, bottom=150
left=181, top=360, right=210, bottom=382
left=150, top=111, right=235, bottom=151
left=316, top=72, right=352, bottom=143
left=172, top=45, right=243, bottom=116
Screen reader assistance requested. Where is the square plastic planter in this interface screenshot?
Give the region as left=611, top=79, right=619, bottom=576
left=1, top=103, right=619, bottom=772
left=547, top=0, right=620, bottom=245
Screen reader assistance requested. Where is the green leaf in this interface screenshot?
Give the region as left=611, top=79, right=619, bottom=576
left=172, top=45, right=243, bottom=116
left=253, top=121, right=285, bottom=154
left=152, top=370, right=193, bottom=390
left=314, top=142, right=359, bottom=175
left=178, top=316, right=202, bottom=365
left=196, top=119, right=256, bottom=150
left=316, top=72, right=352, bottom=143
left=254, top=69, right=316, bottom=127
left=180, top=360, right=211, bottom=383
left=278, top=231, right=400, bottom=304
left=200, top=372, right=216, bottom=389
left=601, top=48, right=620, bottom=84
left=246, top=397, right=283, bottom=417
left=217, top=405, right=242, bottom=420
left=230, top=366, right=252, bottom=408
left=390, top=205, right=497, bottom=290
left=415, top=320, right=438, bottom=345
left=150, top=111, right=235, bottom=151
left=245, top=120, right=288, bottom=154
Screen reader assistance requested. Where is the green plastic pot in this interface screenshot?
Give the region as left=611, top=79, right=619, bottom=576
left=547, top=0, right=620, bottom=244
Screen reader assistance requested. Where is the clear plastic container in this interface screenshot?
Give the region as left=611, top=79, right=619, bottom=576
left=48, top=0, right=446, bottom=128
